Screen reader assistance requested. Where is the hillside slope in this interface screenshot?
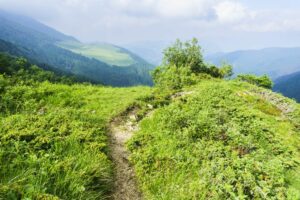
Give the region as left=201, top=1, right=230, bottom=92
left=0, top=11, right=154, bottom=86
left=0, top=54, right=151, bottom=199
left=206, top=47, right=300, bottom=79
left=129, top=80, right=300, bottom=199
left=1, top=38, right=300, bottom=199
left=274, top=71, right=300, bottom=102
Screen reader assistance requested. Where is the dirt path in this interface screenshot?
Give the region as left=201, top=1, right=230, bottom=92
left=109, top=109, right=143, bottom=200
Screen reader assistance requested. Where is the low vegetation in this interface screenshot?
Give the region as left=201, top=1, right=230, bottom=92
left=129, top=80, right=300, bottom=199
left=128, top=39, right=300, bottom=200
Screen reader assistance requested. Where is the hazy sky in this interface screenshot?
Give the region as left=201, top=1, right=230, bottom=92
left=1, top=0, right=300, bottom=52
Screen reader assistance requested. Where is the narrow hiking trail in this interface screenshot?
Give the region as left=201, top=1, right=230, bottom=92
left=109, top=109, right=143, bottom=200
left=108, top=92, right=192, bottom=199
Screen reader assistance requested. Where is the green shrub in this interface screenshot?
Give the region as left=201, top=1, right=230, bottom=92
left=237, top=74, right=273, bottom=89
left=152, top=39, right=233, bottom=91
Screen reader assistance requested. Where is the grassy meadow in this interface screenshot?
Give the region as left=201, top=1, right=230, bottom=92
left=0, top=77, right=151, bottom=199
left=57, top=41, right=135, bottom=66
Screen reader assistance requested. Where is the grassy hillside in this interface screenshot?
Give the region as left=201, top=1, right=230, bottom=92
left=0, top=82, right=150, bottom=199
left=1, top=38, right=300, bottom=200
left=58, top=41, right=135, bottom=66
left=0, top=55, right=151, bottom=199
left=129, top=80, right=300, bottom=199
left=274, top=71, right=300, bottom=102
left=206, top=48, right=300, bottom=79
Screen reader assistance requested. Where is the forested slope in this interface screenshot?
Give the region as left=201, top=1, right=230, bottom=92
left=0, top=11, right=154, bottom=86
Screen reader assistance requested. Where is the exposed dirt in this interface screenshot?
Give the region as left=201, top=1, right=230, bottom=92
left=109, top=109, right=143, bottom=200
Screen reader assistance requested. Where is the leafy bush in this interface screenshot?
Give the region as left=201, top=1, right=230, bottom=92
left=237, top=74, right=273, bottom=89
left=152, top=65, right=198, bottom=90
left=152, top=38, right=233, bottom=91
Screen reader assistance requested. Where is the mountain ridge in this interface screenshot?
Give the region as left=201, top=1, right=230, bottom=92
left=274, top=71, right=300, bottom=102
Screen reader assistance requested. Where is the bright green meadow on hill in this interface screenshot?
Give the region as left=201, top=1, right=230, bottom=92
left=57, top=41, right=135, bottom=67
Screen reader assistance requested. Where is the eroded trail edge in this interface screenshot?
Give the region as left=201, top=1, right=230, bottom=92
left=109, top=109, right=143, bottom=200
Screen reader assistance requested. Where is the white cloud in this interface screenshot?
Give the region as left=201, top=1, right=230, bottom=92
left=155, top=0, right=216, bottom=18
left=214, top=1, right=253, bottom=23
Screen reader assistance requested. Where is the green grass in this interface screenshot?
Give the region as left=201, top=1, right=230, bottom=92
left=128, top=80, right=300, bottom=200
left=57, top=41, right=135, bottom=66
left=0, top=80, right=151, bottom=199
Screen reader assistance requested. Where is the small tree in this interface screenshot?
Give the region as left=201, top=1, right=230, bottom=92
left=153, top=38, right=234, bottom=91
left=162, top=38, right=207, bottom=74
left=219, top=63, right=234, bottom=79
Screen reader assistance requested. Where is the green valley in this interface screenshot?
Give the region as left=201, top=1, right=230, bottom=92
left=0, top=11, right=154, bottom=86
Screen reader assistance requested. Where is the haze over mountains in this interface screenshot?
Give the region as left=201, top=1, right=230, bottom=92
left=0, top=9, right=299, bottom=101
left=206, top=48, right=300, bottom=79
left=0, top=10, right=154, bottom=86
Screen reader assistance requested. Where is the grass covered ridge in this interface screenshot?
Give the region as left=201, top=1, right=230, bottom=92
left=128, top=80, right=300, bottom=199
left=0, top=78, right=151, bottom=199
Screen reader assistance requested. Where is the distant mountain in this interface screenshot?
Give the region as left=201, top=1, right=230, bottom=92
left=0, top=10, right=77, bottom=42
left=0, top=10, right=154, bottom=86
left=273, top=71, right=300, bottom=102
left=206, top=47, right=300, bottom=79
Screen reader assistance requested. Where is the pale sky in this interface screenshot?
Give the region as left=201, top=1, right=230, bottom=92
left=0, top=0, right=300, bottom=52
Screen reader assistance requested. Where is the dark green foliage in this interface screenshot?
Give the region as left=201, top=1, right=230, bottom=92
left=237, top=74, right=273, bottom=89
left=128, top=80, right=300, bottom=199
left=0, top=53, right=75, bottom=85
